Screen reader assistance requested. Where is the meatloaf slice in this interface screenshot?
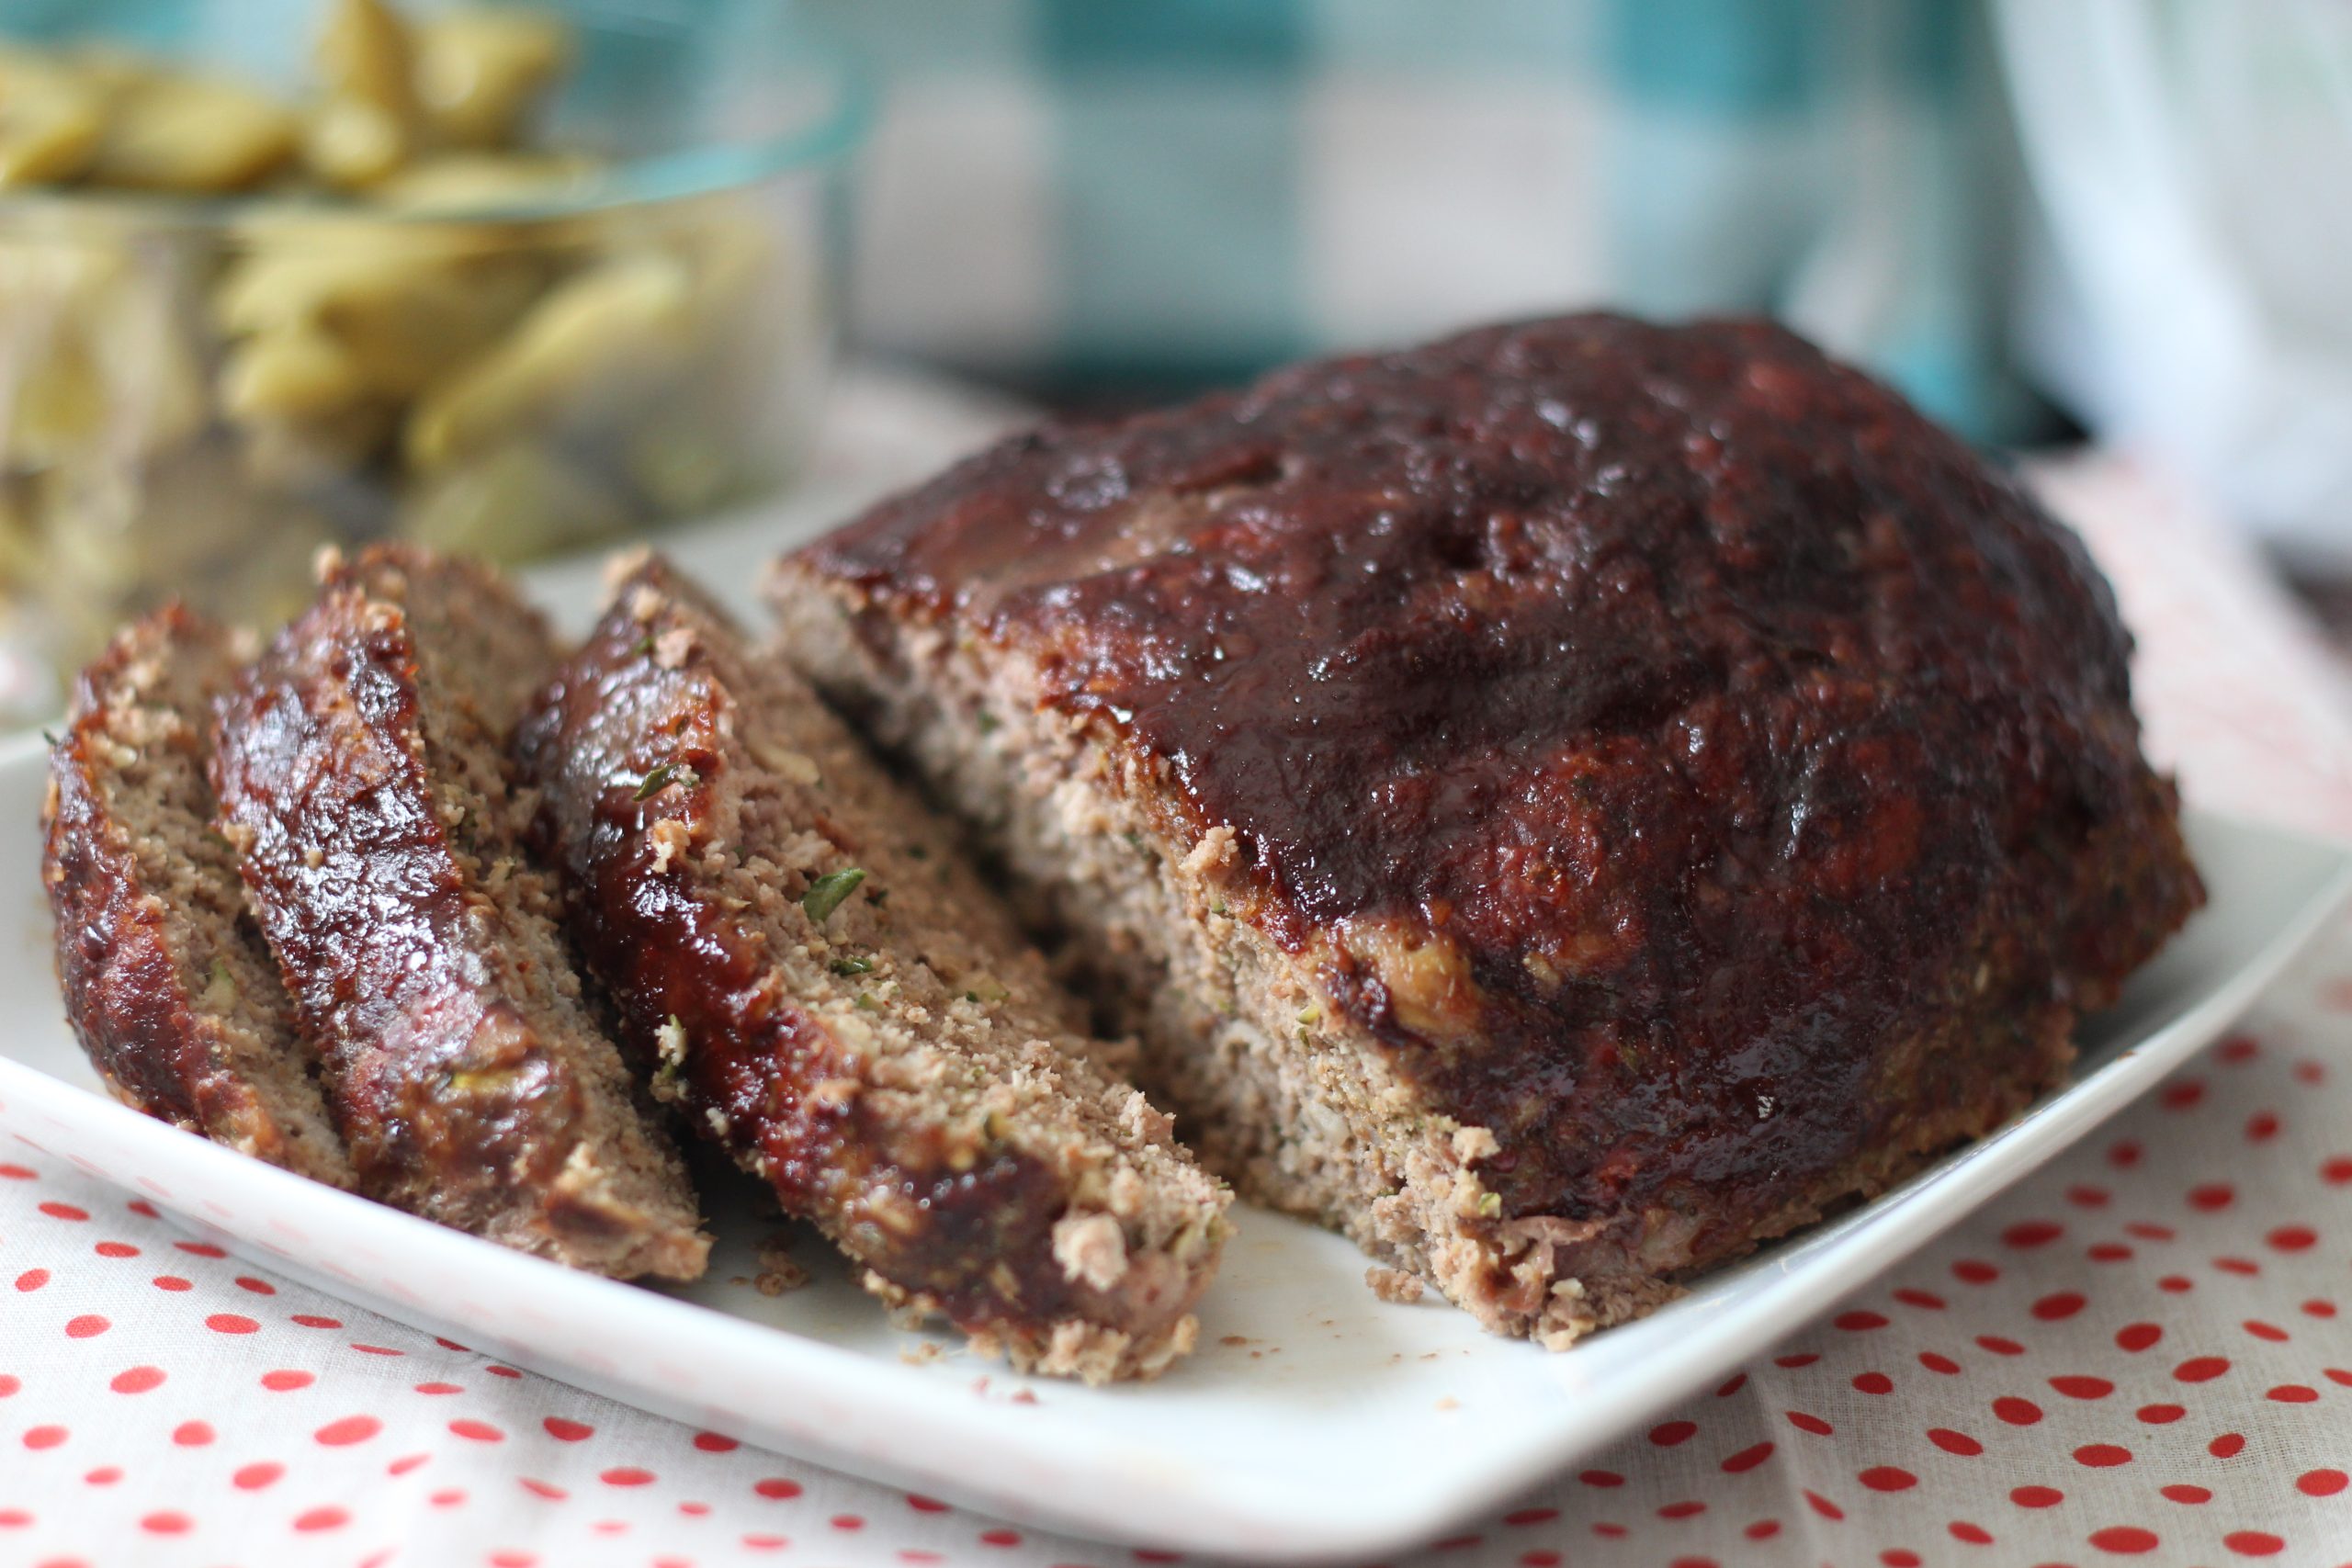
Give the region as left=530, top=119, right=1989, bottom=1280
left=212, top=546, right=707, bottom=1280
left=517, top=555, right=1227, bottom=1382
left=772, top=312, right=2206, bottom=1348
left=42, top=605, right=355, bottom=1187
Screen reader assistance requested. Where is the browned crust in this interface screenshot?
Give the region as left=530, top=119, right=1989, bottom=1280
left=518, top=556, right=1226, bottom=1381
left=41, top=605, right=355, bottom=1187
left=773, top=312, right=2205, bottom=1345
left=211, top=547, right=706, bottom=1280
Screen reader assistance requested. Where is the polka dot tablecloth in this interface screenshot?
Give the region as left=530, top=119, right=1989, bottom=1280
left=8, top=434, right=2352, bottom=1568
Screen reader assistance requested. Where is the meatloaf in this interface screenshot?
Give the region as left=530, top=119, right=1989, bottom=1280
left=518, top=555, right=1228, bottom=1382
left=43, top=605, right=356, bottom=1187
left=212, top=546, right=707, bottom=1280
left=772, top=312, right=2206, bottom=1347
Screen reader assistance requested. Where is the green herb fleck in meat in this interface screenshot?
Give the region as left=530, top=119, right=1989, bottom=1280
left=801, top=867, right=865, bottom=923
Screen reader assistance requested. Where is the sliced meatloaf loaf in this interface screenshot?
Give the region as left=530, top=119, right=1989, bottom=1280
left=518, top=555, right=1228, bottom=1382
left=43, top=605, right=355, bottom=1187
left=212, top=546, right=707, bottom=1280
left=772, top=312, right=2206, bottom=1348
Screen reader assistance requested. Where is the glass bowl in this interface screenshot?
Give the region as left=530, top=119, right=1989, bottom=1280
left=0, top=0, right=866, bottom=716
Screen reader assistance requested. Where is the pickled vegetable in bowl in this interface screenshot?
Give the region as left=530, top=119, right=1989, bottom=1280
left=0, top=0, right=861, bottom=716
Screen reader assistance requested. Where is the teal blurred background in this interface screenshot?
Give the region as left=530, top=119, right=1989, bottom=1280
left=806, top=0, right=2042, bottom=444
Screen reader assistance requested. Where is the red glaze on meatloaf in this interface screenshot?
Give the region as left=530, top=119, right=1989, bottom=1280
left=781, top=313, right=2205, bottom=1342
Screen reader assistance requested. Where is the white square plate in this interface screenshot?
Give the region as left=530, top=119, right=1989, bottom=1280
left=7, top=540, right=2347, bottom=1562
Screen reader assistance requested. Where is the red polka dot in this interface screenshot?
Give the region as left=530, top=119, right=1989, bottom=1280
left=520, top=1478, right=567, bottom=1501
left=2188, top=1183, right=2233, bottom=1211
left=2137, top=1404, right=2185, bottom=1424
left=261, top=1370, right=313, bottom=1391
left=2068, top=1184, right=2110, bottom=1208
left=387, top=1453, right=429, bottom=1476
left=2109, top=1138, right=2143, bottom=1167
left=175, top=1241, right=225, bottom=1258
left=0, top=1375, right=17, bottom=1398
left=1978, top=1335, right=2026, bottom=1356
left=754, top=1479, right=803, bottom=1501
left=2087, top=1243, right=2133, bottom=1262
left=2088, top=1527, right=2159, bottom=1553
left=1787, top=1411, right=1835, bottom=1436
left=2075, top=1444, right=2133, bottom=1467
left=2267, top=1384, right=2319, bottom=1403
left=63, top=1314, right=107, bottom=1338
left=2324, top=1156, right=2352, bottom=1185
left=85, top=1465, right=121, bottom=1485
left=1579, top=1470, right=1624, bottom=1487
left=1920, top=1352, right=1962, bottom=1374
left=1803, top=1491, right=1844, bottom=1520
left=1503, top=1507, right=1557, bottom=1526
left=204, top=1314, right=258, bottom=1335
left=831, top=1514, right=865, bottom=1530
left=39, top=1202, right=87, bottom=1222
left=0, top=1510, right=26, bottom=1528
left=2012, top=1486, right=2064, bottom=1508
left=1853, top=1372, right=1894, bottom=1394
left=1723, top=1442, right=1775, bottom=1473
left=1929, top=1428, right=1984, bottom=1456
left=294, top=1507, right=348, bottom=1532
left=1649, top=1419, right=1696, bottom=1446
left=2159, top=1274, right=2192, bottom=1292
left=2160, top=1483, right=2210, bottom=1504
left=2214, top=1256, right=2261, bottom=1276
left=152, top=1276, right=190, bottom=1292
left=0, top=1163, right=31, bottom=1179
left=2244, top=1319, right=2290, bottom=1342
left=2304, top=1299, right=2337, bottom=1319
left=2298, top=1468, right=2348, bottom=1496
left=351, top=1344, right=403, bottom=1358
left=2245, top=1111, right=2279, bottom=1142
left=1859, top=1466, right=1917, bottom=1492
left=1893, top=1288, right=1945, bottom=1310
left=23, top=1427, right=67, bottom=1450
left=2116, top=1323, right=2162, bottom=1352
left=1836, top=1310, right=1889, bottom=1331
left=2032, top=1292, right=2086, bottom=1321
left=2330, top=1369, right=2352, bottom=1387
left=1746, top=1521, right=1781, bottom=1540
left=2162, top=1080, right=2206, bottom=1110
left=108, top=1366, right=164, bottom=1394
left=14, top=1269, right=47, bottom=1292
left=1775, top=1352, right=1819, bottom=1368
left=291, top=1314, right=340, bottom=1328
left=140, top=1511, right=190, bottom=1534
left=978, top=1532, right=1021, bottom=1550
left=2176, top=1357, right=2231, bottom=1382
left=166, top=1420, right=212, bottom=1448
left=694, top=1433, right=738, bottom=1452
left=2003, top=1221, right=2063, bottom=1248
left=1951, top=1522, right=1995, bottom=1545
left=601, top=1468, right=655, bottom=1487
left=233, top=1462, right=282, bottom=1491
left=93, top=1242, right=136, bottom=1262
left=1995, top=1397, right=2043, bottom=1426
left=429, top=1490, right=465, bottom=1507
left=1954, top=1259, right=2001, bottom=1283
left=316, top=1416, right=381, bottom=1446
left=414, top=1382, right=462, bottom=1395
left=450, top=1420, right=503, bottom=1442
left=1657, top=1499, right=1706, bottom=1518
left=2211, top=1433, right=2247, bottom=1458
left=2223, top=1531, right=2284, bottom=1557
left=544, top=1417, right=594, bottom=1442
left=2267, top=1224, right=2318, bottom=1251
left=486, top=1553, right=531, bottom=1568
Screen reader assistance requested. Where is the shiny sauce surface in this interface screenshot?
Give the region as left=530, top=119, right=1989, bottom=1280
left=807, top=315, right=2199, bottom=1232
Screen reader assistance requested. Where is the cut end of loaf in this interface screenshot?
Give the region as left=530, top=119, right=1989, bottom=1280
left=521, top=555, right=1228, bottom=1380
